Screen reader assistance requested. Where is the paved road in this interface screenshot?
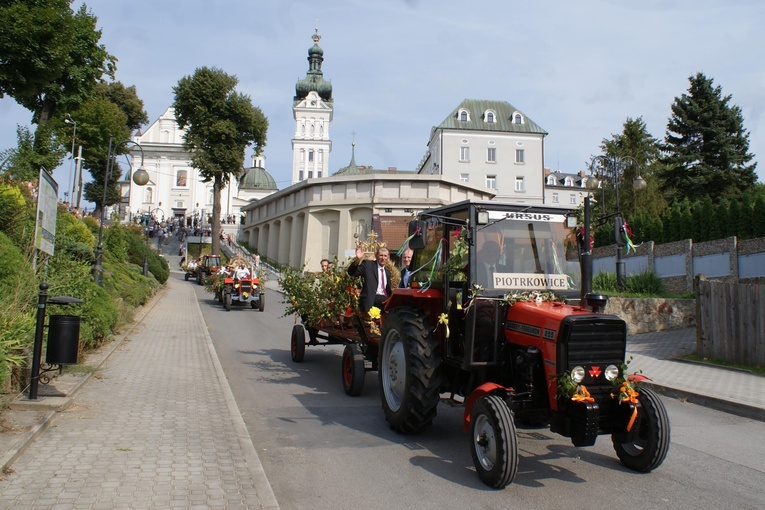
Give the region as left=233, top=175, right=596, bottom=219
left=200, top=280, right=765, bottom=510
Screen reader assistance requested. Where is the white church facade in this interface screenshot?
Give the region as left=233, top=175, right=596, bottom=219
left=122, top=107, right=277, bottom=226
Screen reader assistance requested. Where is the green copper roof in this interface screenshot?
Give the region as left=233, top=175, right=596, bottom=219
left=294, top=29, right=333, bottom=103
left=437, top=99, right=547, bottom=135
left=240, top=166, right=277, bottom=190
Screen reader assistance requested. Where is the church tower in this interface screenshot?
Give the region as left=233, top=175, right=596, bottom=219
left=291, top=28, right=333, bottom=185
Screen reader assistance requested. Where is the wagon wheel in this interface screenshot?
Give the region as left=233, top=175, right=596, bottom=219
left=342, top=344, right=366, bottom=396
left=291, top=324, right=306, bottom=362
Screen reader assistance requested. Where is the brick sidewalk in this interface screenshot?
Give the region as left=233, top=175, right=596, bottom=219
left=0, top=277, right=278, bottom=509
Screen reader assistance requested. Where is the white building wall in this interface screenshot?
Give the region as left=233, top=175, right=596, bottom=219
left=126, top=107, right=249, bottom=225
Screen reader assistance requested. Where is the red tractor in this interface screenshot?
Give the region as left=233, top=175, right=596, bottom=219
left=221, top=258, right=265, bottom=311
left=377, top=200, right=669, bottom=488
left=196, top=254, right=221, bottom=285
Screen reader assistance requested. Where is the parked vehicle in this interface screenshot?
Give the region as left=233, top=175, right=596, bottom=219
left=289, top=200, right=670, bottom=488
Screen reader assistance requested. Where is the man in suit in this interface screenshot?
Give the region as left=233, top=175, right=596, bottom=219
left=347, top=245, right=391, bottom=312
left=479, top=240, right=508, bottom=289
left=399, top=248, right=414, bottom=288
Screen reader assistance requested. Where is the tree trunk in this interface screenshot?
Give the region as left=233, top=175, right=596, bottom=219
left=211, top=176, right=222, bottom=256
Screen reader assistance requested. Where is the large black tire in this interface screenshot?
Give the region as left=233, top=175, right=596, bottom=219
left=291, top=324, right=306, bottom=362
left=342, top=344, right=366, bottom=396
left=258, top=293, right=265, bottom=312
left=184, top=273, right=189, bottom=281
left=224, top=293, right=232, bottom=311
left=378, top=307, right=441, bottom=433
left=612, top=387, right=670, bottom=472
left=196, top=272, right=202, bottom=285
left=469, top=395, right=519, bottom=488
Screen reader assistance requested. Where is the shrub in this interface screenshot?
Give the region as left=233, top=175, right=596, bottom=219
left=593, top=269, right=665, bottom=296
left=624, top=270, right=665, bottom=295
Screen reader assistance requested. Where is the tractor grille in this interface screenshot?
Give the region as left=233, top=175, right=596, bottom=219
left=558, top=315, right=626, bottom=401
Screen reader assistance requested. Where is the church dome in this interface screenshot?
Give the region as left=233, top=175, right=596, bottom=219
left=294, top=29, right=333, bottom=102
left=240, top=166, right=277, bottom=190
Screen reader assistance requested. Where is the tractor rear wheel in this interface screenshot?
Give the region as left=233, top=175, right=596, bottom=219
left=342, top=344, right=365, bottom=396
left=469, top=394, right=519, bottom=489
left=291, top=325, right=306, bottom=362
left=378, top=307, right=441, bottom=433
left=612, top=387, right=670, bottom=472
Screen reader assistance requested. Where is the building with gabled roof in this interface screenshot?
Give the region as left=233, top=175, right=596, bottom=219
left=417, top=99, right=547, bottom=203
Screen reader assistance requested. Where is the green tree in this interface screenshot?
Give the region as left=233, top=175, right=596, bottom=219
left=659, top=72, right=757, bottom=202
left=598, top=117, right=665, bottom=221
left=0, top=0, right=116, bottom=168
left=173, top=67, right=268, bottom=255
left=77, top=82, right=147, bottom=212
left=1, top=125, right=64, bottom=182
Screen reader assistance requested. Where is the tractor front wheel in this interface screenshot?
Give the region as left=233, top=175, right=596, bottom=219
left=224, top=293, right=232, bottom=311
left=258, top=293, right=265, bottom=312
left=342, top=344, right=365, bottom=396
left=291, top=325, right=306, bottom=362
left=469, top=394, right=519, bottom=489
left=612, top=387, right=670, bottom=472
left=378, top=307, right=441, bottom=433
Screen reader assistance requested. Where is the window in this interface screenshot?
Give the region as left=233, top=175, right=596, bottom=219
left=459, top=109, right=470, bottom=122
left=308, top=170, right=313, bottom=178
left=486, top=175, right=497, bottom=189
left=317, top=171, right=323, bottom=178
left=513, top=113, right=523, bottom=124
left=460, top=146, right=470, bottom=162
left=144, top=187, right=153, bottom=203
left=515, top=176, right=525, bottom=192
left=299, top=170, right=304, bottom=181
left=546, top=175, right=556, bottom=186
left=460, top=173, right=469, bottom=182
left=485, top=111, right=495, bottom=123
left=384, top=208, right=393, bottom=213
left=308, top=149, right=314, bottom=162
left=564, top=177, right=573, bottom=186
left=515, top=149, right=525, bottom=163
left=487, top=147, right=496, bottom=163
left=552, top=192, right=559, bottom=203
left=570, top=194, right=577, bottom=204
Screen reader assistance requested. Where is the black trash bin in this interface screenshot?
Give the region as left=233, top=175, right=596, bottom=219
left=46, top=315, right=80, bottom=365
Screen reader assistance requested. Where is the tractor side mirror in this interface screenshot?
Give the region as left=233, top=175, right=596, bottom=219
left=407, top=220, right=426, bottom=250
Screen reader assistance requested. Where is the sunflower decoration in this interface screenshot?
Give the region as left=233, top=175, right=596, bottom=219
left=367, top=306, right=382, bottom=335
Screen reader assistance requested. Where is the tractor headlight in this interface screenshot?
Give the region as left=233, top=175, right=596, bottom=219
left=571, top=366, right=585, bottom=383
left=604, top=364, right=620, bottom=381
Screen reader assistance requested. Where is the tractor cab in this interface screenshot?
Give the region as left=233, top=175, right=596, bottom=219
left=406, top=201, right=580, bottom=370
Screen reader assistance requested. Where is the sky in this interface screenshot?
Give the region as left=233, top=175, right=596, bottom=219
left=2, top=0, right=764, bottom=201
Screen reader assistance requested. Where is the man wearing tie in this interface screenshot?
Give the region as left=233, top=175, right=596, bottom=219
left=479, top=240, right=506, bottom=288
left=347, top=245, right=392, bottom=312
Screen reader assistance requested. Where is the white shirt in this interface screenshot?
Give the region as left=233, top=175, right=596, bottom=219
left=376, top=265, right=387, bottom=295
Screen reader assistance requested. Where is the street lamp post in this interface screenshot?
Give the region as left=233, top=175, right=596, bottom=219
left=587, top=155, right=647, bottom=289
left=93, top=138, right=146, bottom=285
left=64, top=115, right=76, bottom=207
